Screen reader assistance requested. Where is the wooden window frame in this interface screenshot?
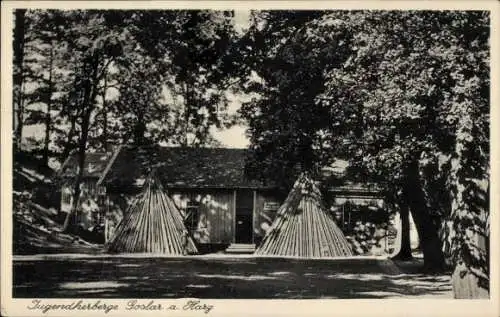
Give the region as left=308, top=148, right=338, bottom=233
left=61, top=189, right=72, bottom=205
left=184, top=200, right=200, bottom=232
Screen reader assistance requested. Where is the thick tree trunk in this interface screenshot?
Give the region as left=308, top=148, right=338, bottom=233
left=447, top=104, right=489, bottom=298
left=403, top=159, right=446, bottom=272
left=391, top=202, right=413, bottom=261
left=13, top=9, right=27, bottom=151
left=450, top=190, right=489, bottom=299
left=449, top=166, right=489, bottom=298
left=133, top=112, right=146, bottom=146
left=451, top=258, right=489, bottom=299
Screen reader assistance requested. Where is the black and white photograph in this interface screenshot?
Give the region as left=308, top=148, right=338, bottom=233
left=1, top=1, right=499, bottom=316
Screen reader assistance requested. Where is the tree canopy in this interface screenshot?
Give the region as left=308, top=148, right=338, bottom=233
left=13, top=9, right=243, bottom=232
left=12, top=9, right=491, bottom=299
left=14, top=9, right=242, bottom=167
left=238, top=10, right=490, bottom=298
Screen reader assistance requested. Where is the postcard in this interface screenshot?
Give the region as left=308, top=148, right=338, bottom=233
left=1, top=1, right=499, bottom=316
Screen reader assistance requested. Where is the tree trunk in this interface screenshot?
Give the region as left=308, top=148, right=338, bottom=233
left=449, top=164, right=489, bottom=298
left=450, top=187, right=489, bottom=299
left=62, top=119, right=89, bottom=232
left=391, top=202, right=413, bottom=261
left=403, top=159, right=446, bottom=272
left=133, top=112, right=146, bottom=146
left=43, top=43, right=54, bottom=167
left=101, top=72, right=108, bottom=151
left=451, top=257, right=489, bottom=299
left=63, top=54, right=100, bottom=232
left=61, top=116, right=77, bottom=161
left=183, top=83, right=190, bottom=147
left=13, top=9, right=27, bottom=151
left=447, top=104, right=489, bottom=298
left=63, top=110, right=90, bottom=232
left=61, top=66, right=81, bottom=161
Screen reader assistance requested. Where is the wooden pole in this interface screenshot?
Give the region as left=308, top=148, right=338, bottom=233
left=255, top=174, right=352, bottom=258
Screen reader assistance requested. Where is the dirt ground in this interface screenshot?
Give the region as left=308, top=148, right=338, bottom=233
left=13, top=255, right=452, bottom=299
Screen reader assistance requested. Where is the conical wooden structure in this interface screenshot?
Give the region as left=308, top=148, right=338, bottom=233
left=255, top=174, right=353, bottom=258
left=106, top=175, right=198, bottom=255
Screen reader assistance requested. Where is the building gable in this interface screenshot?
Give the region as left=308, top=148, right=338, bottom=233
left=58, top=151, right=114, bottom=179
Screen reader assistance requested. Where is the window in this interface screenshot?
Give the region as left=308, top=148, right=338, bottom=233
left=87, top=163, right=96, bottom=174
left=96, top=185, right=106, bottom=195
left=61, top=188, right=72, bottom=205
left=339, top=201, right=362, bottom=233
left=184, top=199, right=200, bottom=232
left=341, top=201, right=352, bottom=231
left=86, top=182, right=95, bottom=194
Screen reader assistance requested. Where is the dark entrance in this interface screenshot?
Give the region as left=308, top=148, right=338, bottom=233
left=235, top=190, right=254, bottom=243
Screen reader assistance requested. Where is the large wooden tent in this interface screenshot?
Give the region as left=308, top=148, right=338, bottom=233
left=255, top=174, right=353, bottom=258
left=106, top=175, right=198, bottom=255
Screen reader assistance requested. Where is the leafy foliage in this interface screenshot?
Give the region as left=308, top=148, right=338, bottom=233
left=15, top=9, right=242, bottom=168
left=239, top=10, right=349, bottom=189
left=13, top=10, right=244, bottom=234
left=240, top=10, right=489, bottom=296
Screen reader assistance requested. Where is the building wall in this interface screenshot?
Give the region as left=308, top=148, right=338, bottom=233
left=171, top=189, right=282, bottom=245
left=76, top=182, right=401, bottom=255
left=60, top=185, right=74, bottom=214
left=170, top=189, right=234, bottom=244
left=103, top=188, right=237, bottom=244
left=102, top=188, right=283, bottom=245
left=328, top=195, right=391, bottom=255
left=253, top=191, right=282, bottom=246
left=60, top=179, right=106, bottom=231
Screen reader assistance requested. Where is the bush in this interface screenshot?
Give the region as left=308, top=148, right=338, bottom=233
left=346, top=221, right=389, bottom=255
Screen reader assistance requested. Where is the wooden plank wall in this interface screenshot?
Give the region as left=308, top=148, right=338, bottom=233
left=253, top=191, right=282, bottom=246
left=171, top=189, right=234, bottom=244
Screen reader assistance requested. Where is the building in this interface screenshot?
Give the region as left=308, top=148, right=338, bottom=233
left=57, top=151, right=113, bottom=236
left=57, top=145, right=399, bottom=254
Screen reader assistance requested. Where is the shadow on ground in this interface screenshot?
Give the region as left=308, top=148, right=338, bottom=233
left=13, top=257, right=452, bottom=299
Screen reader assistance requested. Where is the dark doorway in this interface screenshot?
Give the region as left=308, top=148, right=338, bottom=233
left=235, top=190, right=254, bottom=243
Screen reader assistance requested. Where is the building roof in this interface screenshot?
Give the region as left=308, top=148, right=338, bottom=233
left=58, top=152, right=114, bottom=179
left=58, top=145, right=382, bottom=193
left=97, top=145, right=273, bottom=189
